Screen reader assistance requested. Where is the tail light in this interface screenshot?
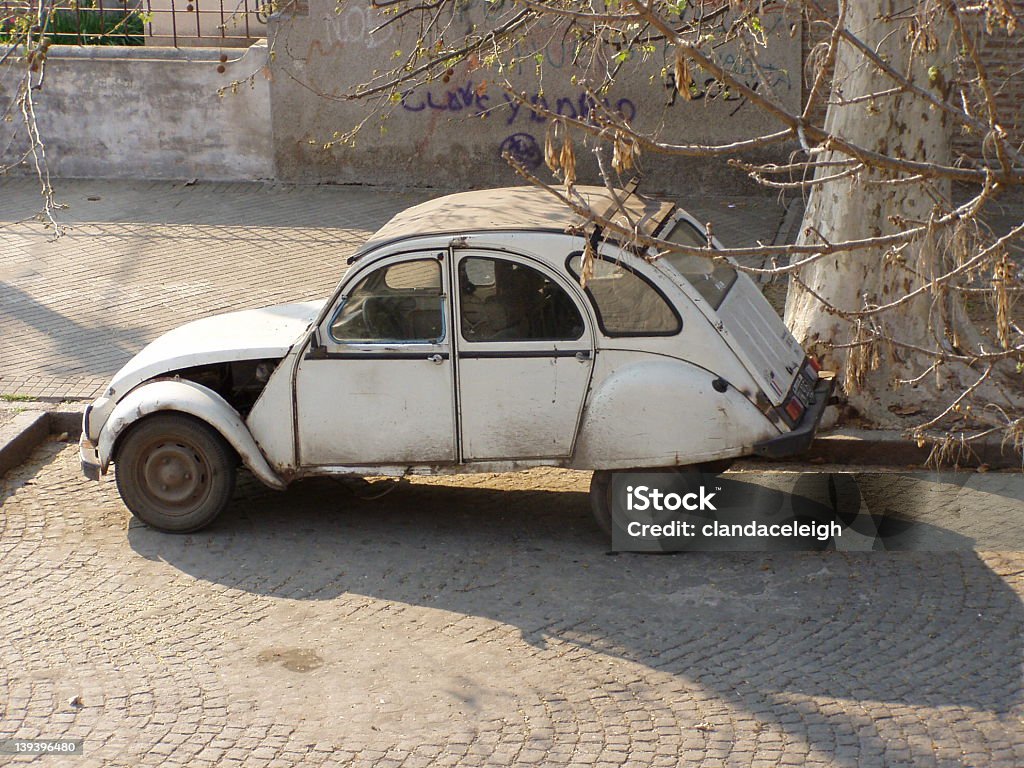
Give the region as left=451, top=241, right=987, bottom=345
left=806, top=356, right=822, bottom=374
left=784, top=396, right=805, bottom=424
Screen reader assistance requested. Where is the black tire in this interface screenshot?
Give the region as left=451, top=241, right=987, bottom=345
left=114, top=414, right=237, bottom=533
left=589, top=470, right=613, bottom=536
left=696, top=458, right=735, bottom=475
left=589, top=466, right=715, bottom=538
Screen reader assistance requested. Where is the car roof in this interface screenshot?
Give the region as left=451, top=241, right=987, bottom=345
left=362, top=185, right=675, bottom=250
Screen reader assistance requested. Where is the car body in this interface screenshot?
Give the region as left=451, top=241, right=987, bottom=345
left=80, top=185, right=833, bottom=532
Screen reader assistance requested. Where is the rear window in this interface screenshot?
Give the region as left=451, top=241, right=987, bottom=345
left=567, top=253, right=680, bottom=336
left=660, top=219, right=737, bottom=310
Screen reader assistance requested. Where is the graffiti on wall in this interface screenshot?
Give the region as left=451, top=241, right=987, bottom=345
left=667, top=52, right=794, bottom=115
left=298, top=1, right=798, bottom=172
left=308, top=3, right=396, bottom=56
left=498, top=133, right=543, bottom=169
left=399, top=79, right=637, bottom=168
left=399, top=80, right=637, bottom=126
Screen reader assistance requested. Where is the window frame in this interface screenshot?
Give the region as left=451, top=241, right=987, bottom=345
left=457, top=253, right=587, bottom=344
left=565, top=251, right=682, bottom=338
left=327, top=253, right=448, bottom=347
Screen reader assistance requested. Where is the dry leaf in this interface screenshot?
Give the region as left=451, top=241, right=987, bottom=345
left=579, top=239, right=595, bottom=289
left=544, top=123, right=560, bottom=172
left=612, top=134, right=635, bottom=174
left=674, top=46, right=694, bottom=100
left=560, top=134, right=576, bottom=186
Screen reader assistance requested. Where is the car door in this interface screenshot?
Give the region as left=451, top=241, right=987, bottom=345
left=453, top=250, right=595, bottom=460
left=294, top=251, right=456, bottom=466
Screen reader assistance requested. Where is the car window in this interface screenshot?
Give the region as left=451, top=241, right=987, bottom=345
left=330, top=258, right=444, bottom=343
left=568, top=253, right=680, bottom=336
left=458, top=256, right=584, bottom=342
left=660, top=219, right=737, bottom=310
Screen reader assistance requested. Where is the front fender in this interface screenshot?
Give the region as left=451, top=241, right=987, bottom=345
left=96, top=379, right=286, bottom=490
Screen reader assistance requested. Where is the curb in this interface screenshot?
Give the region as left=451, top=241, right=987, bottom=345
left=772, top=197, right=805, bottom=248
left=0, top=411, right=51, bottom=477
left=50, top=408, right=86, bottom=441
left=779, top=428, right=1020, bottom=470
left=0, top=407, right=85, bottom=479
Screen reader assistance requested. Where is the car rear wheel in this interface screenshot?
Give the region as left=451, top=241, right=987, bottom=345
left=697, top=458, right=735, bottom=475
left=115, top=414, right=236, bottom=533
left=589, top=470, right=614, bottom=536
left=590, top=465, right=724, bottom=538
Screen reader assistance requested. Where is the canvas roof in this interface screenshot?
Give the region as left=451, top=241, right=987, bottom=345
left=362, top=186, right=675, bottom=249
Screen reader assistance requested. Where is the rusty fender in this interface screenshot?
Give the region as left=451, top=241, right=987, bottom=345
left=96, top=378, right=286, bottom=490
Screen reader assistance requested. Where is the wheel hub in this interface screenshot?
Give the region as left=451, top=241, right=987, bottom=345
left=141, top=442, right=208, bottom=510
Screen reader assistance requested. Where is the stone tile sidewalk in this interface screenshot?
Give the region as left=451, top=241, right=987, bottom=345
left=0, top=178, right=788, bottom=401
left=0, top=179, right=430, bottom=399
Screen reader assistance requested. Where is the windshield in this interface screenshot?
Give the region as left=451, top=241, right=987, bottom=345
left=659, top=218, right=737, bottom=310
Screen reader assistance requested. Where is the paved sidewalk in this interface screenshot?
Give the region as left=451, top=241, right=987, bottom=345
left=0, top=179, right=430, bottom=399
left=0, top=178, right=788, bottom=400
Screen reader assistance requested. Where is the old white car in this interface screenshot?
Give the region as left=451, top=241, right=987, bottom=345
left=80, top=186, right=832, bottom=533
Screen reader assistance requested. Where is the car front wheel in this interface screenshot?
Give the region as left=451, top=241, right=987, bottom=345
left=114, top=414, right=237, bottom=533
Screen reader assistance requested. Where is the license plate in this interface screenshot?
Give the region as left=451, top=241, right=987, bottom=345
left=793, top=373, right=816, bottom=406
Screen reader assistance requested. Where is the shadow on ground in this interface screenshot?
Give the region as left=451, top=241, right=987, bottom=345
left=127, top=472, right=1024, bottom=766
left=0, top=282, right=150, bottom=382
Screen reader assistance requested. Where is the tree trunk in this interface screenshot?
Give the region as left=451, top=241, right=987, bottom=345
left=784, top=0, right=964, bottom=423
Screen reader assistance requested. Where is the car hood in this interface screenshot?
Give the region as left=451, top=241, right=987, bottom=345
left=106, top=300, right=325, bottom=398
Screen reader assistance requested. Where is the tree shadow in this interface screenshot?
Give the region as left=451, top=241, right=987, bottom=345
left=0, top=282, right=150, bottom=381
left=128, top=473, right=1024, bottom=766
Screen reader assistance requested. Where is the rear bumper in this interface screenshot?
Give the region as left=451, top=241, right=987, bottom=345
left=752, top=377, right=835, bottom=459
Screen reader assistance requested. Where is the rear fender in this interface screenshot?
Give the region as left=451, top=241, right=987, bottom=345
left=571, top=358, right=779, bottom=470
left=97, top=379, right=286, bottom=490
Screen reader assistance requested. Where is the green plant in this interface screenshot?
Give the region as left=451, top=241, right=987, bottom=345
left=0, top=2, right=145, bottom=46
left=48, top=2, right=145, bottom=46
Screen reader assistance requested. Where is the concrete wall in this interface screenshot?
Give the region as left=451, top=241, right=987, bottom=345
left=0, top=42, right=272, bottom=181
left=3, top=3, right=1023, bottom=190
left=0, top=6, right=802, bottom=190
left=268, top=0, right=802, bottom=192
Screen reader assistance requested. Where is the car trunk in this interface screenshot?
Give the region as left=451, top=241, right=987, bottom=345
left=715, top=274, right=805, bottom=406
left=655, top=214, right=805, bottom=409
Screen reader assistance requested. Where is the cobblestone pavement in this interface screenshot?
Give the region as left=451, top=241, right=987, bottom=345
left=1, top=443, right=1023, bottom=767
left=0, top=179, right=785, bottom=401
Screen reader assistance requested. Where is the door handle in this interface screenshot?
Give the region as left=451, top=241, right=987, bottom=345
left=575, top=351, right=592, bottom=363
left=427, top=354, right=444, bottom=364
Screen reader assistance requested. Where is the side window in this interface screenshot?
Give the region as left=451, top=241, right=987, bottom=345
left=458, top=256, right=585, bottom=342
left=330, top=258, right=444, bottom=343
left=567, top=253, right=681, bottom=336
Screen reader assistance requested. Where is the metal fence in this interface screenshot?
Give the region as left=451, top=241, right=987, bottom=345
left=0, top=0, right=267, bottom=47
